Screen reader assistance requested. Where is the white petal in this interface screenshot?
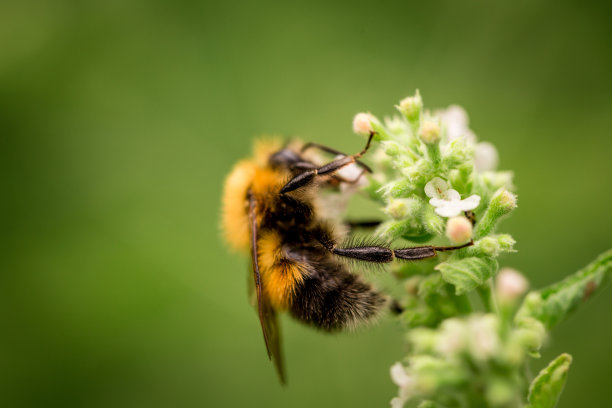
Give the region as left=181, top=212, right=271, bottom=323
left=424, top=177, right=449, bottom=199
left=474, top=142, right=499, bottom=172
left=442, top=105, right=469, bottom=141
left=335, top=156, right=362, bottom=180
left=445, top=189, right=461, bottom=201
left=435, top=203, right=463, bottom=217
left=459, top=195, right=481, bottom=211
left=390, top=363, right=411, bottom=387
left=429, top=198, right=447, bottom=207
left=390, top=397, right=407, bottom=408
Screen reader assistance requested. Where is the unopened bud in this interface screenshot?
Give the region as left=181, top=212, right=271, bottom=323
left=496, top=189, right=517, bottom=211
left=352, top=112, right=374, bottom=136
left=497, top=268, right=528, bottom=302
left=396, top=90, right=423, bottom=123
left=381, top=140, right=401, bottom=157
left=385, top=198, right=422, bottom=220
left=445, top=216, right=473, bottom=244
left=474, top=189, right=518, bottom=238
left=419, top=121, right=441, bottom=144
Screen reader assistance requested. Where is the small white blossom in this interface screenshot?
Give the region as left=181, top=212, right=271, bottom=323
left=436, top=318, right=467, bottom=356
left=390, top=362, right=414, bottom=408
left=316, top=158, right=367, bottom=220
left=424, top=177, right=480, bottom=217
left=474, top=141, right=499, bottom=172
left=335, top=156, right=364, bottom=183
left=352, top=112, right=375, bottom=136
left=439, top=105, right=477, bottom=144
left=468, top=315, right=500, bottom=361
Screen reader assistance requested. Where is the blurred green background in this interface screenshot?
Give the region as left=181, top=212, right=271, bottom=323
left=2, top=0, right=611, bottom=407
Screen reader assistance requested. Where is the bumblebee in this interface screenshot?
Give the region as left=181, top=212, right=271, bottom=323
left=221, top=134, right=471, bottom=383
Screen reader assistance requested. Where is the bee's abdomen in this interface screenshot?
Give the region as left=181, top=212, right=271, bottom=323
left=289, top=255, right=386, bottom=331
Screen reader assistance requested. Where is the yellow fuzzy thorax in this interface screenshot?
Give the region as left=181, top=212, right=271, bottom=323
left=220, top=138, right=285, bottom=252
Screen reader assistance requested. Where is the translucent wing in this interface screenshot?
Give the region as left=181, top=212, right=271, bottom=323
left=248, top=191, right=286, bottom=384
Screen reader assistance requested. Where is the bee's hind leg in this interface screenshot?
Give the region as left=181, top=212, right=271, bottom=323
left=315, top=232, right=474, bottom=264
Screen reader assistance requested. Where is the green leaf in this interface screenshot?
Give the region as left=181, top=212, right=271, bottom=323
left=435, top=257, right=498, bottom=295
left=527, top=353, right=572, bottom=408
left=517, top=249, right=612, bottom=329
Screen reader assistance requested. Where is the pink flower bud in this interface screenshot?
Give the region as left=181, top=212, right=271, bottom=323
left=496, top=268, right=528, bottom=301
left=445, top=216, right=473, bottom=244
left=352, top=113, right=374, bottom=136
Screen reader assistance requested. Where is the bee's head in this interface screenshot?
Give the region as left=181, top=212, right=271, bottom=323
left=268, top=148, right=304, bottom=171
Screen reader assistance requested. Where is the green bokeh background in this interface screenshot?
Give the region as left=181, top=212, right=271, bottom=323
left=2, top=1, right=611, bottom=407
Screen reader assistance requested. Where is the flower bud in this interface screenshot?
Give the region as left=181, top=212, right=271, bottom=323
left=385, top=197, right=422, bottom=220
left=419, top=121, right=441, bottom=145
left=396, top=90, right=423, bottom=123
left=381, top=140, right=402, bottom=157
left=474, top=189, right=518, bottom=238
left=445, top=216, right=473, bottom=244
left=496, top=189, right=517, bottom=211
left=496, top=268, right=528, bottom=302
left=464, top=234, right=516, bottom=258
left=352, top=112, right=374, bottom=136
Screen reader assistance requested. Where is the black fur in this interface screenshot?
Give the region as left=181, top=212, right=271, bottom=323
left=258, top=152, right=387, bottom=331
left=286, top=246, right=386, bottom=331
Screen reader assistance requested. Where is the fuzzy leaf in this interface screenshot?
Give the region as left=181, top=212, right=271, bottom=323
left=527, top=353, right=572, bottom=408
left=435, top=257, right=498, bottom=295
left=517, top=249, right=612, bottom=329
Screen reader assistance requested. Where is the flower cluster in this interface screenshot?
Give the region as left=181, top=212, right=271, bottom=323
left=390, top=274, right=546, bottom=408
left=347, top=91, right=612, bottom=408
left=358, top=91, right=515, bottom=246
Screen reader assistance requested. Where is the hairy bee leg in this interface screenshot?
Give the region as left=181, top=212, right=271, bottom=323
left=317, top=238, right=474, bottom=263
left=300, top=142, right=373, bottom=173
left=280, top=133, right=374, bottom=194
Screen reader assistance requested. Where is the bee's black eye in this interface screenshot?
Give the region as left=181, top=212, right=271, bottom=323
left=269, top=149, right=302, bottom=168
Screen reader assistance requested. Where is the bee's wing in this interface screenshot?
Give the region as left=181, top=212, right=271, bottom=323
left=248, top=191, right=287, bottom=384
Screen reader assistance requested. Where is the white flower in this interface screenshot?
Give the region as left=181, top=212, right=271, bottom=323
left=468, top=315, right=500, bottom=361
left=335, top=156, right=362, bottom=181
left=424, top=177, right=480, bottom=217
left=352, top=112, right=374, bottom=135
left=439, top=105, right=477, bottom=144
left=390, top=362, right=414, bottom=408
left=474, top=141, right=499, bottom=172
left=436, top=318, right=467, bottom=356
